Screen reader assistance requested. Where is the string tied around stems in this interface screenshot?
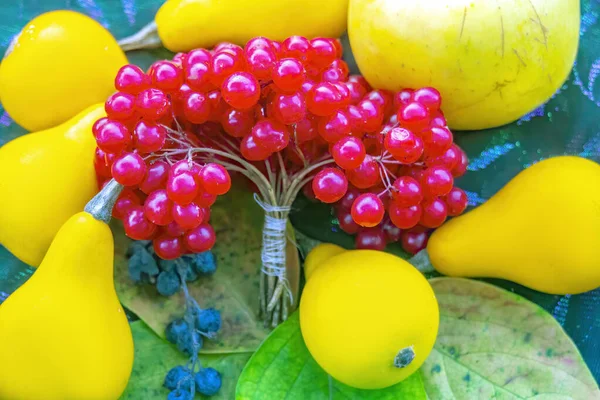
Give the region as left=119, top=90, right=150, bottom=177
left=253, top=194, right=294, bottom=306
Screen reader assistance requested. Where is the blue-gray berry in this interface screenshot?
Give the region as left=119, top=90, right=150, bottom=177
left=177, top=330, right=203, bottom=355
left=195, top=367, right=222, bottom=396
left=165, top=319, right=188, bottom=344
left=190, top=252, right=217, bottom=275
left=156, top=270, right=181, bottom=296
left=167, top=388, right=193, bottom=400
left=164, top=365, right=192, bottom=391
left=196, top=308, right=221, bottom=333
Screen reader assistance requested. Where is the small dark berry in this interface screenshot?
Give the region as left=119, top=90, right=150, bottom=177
left=165, top=319, right=188, bottom=344
left=196, top=308, right=221, bottom=333
left=195, top=367, right=222, bottom=396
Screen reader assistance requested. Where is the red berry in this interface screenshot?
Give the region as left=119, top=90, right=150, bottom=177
left=172, top=52, right=187, bottom=68
left=346, top=155, right=380, bottom=189
left=245, top=37, right=273, bottom=52
left=133, top=121, right=166, bottom=154
left=384, top=127, right=424, bottom=163
left=115, top=64, right=150, bottom=94
left=332, top=136, right=366, bottom=170
left=153, top=235, right=184, bottom=260
left=393, top=89, right=413, bottom=109
left=221, top=108, right=255, bottom=137
left=346, top=81, right=367, bottom=104
left=309, top=38, right=337, bottom=68
left=317, top=109, right=351, bottom=143
left=166, top=171, right=198, bottom=205
left=392, top=176, right=423, bottom=207
left=183, top=92, right=212, bottom=124
left=124, top=206, right=157, bottom=240
left=165, top=221, right=186, bottom=237
left=381, top=218, right=402, bottom=242
left=184, top=224, right=216, bottom=252
left=185, top=61, right=212, bottom=91
left=445, top=187, right=468, bottom=216
left=94, top=119, right=131, bottom=154
left=451, top=146, right=469, bottom=177
left=283, top=36, right=310, bottom=61
left=430, top=110, right=447, bottom=127
left=358, top=100, right=384, bottom=133
left=421, top=166, right=454, bottom=197
left=388, top=202, right=422, bottom=229
left=172, top=202, right=205, bottom=229
left=144, top=189, right=174, bottom=226
left=420, top=198, right=448, bottom=228
left=273, top=58, right=305, bottom=93
left=398, top=102, right=430, bottom=132
left=251, top=118, right=290, bottom=152
left=150, top=61, right=184, bottom=92
left=194, top=190, right=217, bottom=208
left=338, top=186, right=360, bottom=210
left=210, top=51, right=244, bottom=86
left=187, top=48, right=212, bottom=65
left=140, top=160, right=169, bottom=194
left=112, top=190, right=141, bottom=220
left=170, top=159, right=202, bottom=178
left=221, top=72, right=260, bottom=109
left=94, top=147, right=116, bottom=177
left=355, top=228, right=386, bottom=251
left=215, top=42, right=244, bottom=56
left=365, top=90, right=392, bottom=114
left=426, top=144, right=460, bottom=170
left=105, top=92, right=135, bottom=121
left=306, top=82, right=342, bottom=116
left=424, top=126, right=453, bottom=157
left=136, top=89, right=170, bottom=120
left=245, top=47, right=276, bottom=80
left=292, top=117, right=316, bottom=144
left=346, top=105, right=364, bottom=132
left=312, top=168, right=348, bottom=203
left=270, top=92, right=306, bottom=124
left=400, top=230, right=429, bottom=254
left=336, top=208, right=360, bottom=234
left=240, top=134, right=272, bottom=161
left=111, top=152, right=147, bottom=186
left=412, top=87, right=441, bottom=111
left=321, top=66, right=345, bottom=82
left=351, top=193, right=385, bottom=227
left=199, top=163, right=231, bottom=195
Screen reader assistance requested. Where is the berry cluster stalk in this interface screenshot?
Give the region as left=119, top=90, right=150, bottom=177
left=156, top=125, right=333, bottom=326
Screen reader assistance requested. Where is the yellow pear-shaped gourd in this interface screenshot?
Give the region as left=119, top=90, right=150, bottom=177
left=0, top=11, right=126, bottom=131
left=0, top=104, right=103, bottom=266
left=427, top=156, right=600, bottom=294
left=0, top=181, right=133, bottom=400
left=153, top=0, right=348, bottom=52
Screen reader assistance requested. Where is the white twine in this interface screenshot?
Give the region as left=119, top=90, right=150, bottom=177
left=254, top=194, right=294, bottom=303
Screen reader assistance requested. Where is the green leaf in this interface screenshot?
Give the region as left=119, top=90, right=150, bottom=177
left=114, top=184, right=299, bottom=353
left=120, top=321, right=252, bottom=400
left=236, top=312, right=427, bottom=400
left=423, top=278, right=600, bottom=399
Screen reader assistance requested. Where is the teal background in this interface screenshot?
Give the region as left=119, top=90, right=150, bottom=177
left=0, top=0, right=598, bottom=385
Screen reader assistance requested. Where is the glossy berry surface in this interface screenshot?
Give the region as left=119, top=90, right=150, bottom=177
left=420, top=198, right=448, bottom=228
left=401, top=230, right=429, bottom=254
left=199, top=163, right=231, bottom=195
left=111, top=152, right=147, bottom=186
left=312, top=168, right=348, bottom=203
left=355, top=228, right=386, bottom=250
left=445, top=187, right=468, bottom=216
left=221, top=72, right=260, bottom=109
left=144, top=189, right=174, bottom=226
left=167, top=172, right=199, bottom=205
left=351, top=193, right=385, bottom=227
left=392, top=176, right=423, bottom=207
left=95, top=37, right=467, bottom=260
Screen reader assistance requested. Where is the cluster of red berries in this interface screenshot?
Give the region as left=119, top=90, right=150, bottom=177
left=304, top=84, right=469, bottom=254
left=92, top=34, right=468, bottom=259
